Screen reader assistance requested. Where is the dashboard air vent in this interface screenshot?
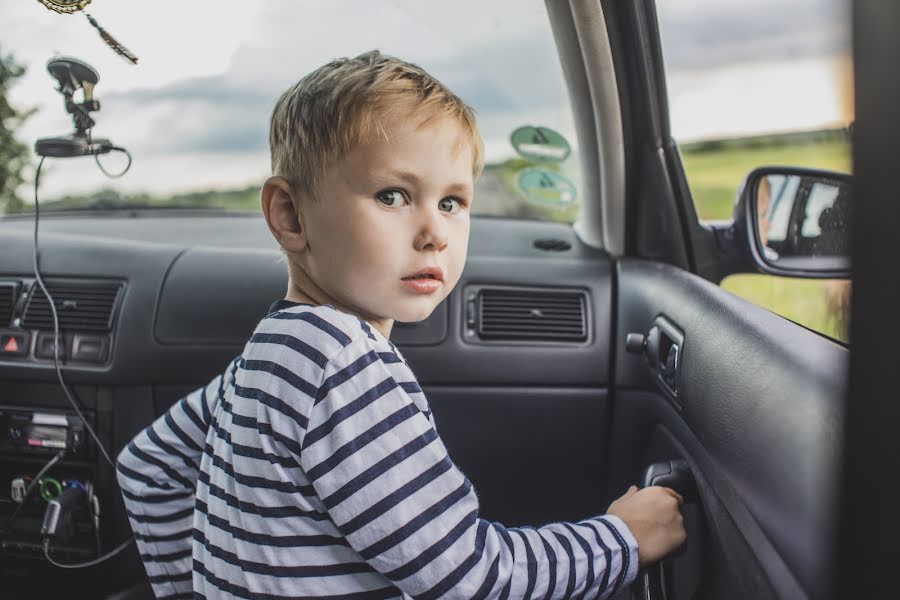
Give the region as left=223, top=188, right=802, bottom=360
left=478, top=288, right=587, bottom=342
left=0, top=283, right=17, bottom=327
left=22, top=281, right=123, bottom=332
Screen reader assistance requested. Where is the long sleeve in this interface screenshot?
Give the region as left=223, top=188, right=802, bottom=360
left=298, top=340, right=639, bottom=599
left=116, top=361, right=234, bottom=599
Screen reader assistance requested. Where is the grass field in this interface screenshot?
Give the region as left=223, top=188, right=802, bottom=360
left=681, top=131, right=852, bottom=342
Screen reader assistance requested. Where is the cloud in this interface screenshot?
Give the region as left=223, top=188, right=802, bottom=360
left=656, top=0, right=850, bottom=71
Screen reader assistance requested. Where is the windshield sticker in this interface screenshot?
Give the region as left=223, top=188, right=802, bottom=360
left=510, top=126, right=571, bottom=162
left=516, top=169, right=577, bottom=207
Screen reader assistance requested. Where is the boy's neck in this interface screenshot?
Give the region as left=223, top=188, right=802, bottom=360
left=285, top=277, right=394, bottom=340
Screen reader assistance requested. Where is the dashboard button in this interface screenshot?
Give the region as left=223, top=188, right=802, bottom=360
left=71, top=334, right=108, bottom=363
left=35, top=332, right=67, bottom=359
left=0, top=331, right=29, bottom=357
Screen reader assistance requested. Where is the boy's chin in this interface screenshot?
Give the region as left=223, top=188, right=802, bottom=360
left=393, top=302, right=438, bottom=324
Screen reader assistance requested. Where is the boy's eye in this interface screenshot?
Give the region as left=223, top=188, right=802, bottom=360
left=376, top=190, right=407, bottom=208
left=439, top=197, right=461, bottom=213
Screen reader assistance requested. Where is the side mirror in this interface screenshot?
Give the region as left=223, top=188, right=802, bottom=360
left=736, top=167, right=852, bottom=278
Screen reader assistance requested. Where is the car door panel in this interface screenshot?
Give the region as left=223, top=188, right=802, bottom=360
left=611, top=257, right=845, bottom=599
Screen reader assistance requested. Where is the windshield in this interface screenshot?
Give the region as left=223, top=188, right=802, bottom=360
left=2, top=0, right=582, bottom=223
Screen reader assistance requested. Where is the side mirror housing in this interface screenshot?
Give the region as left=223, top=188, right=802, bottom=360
left=735, top=166, right=852, bottom=278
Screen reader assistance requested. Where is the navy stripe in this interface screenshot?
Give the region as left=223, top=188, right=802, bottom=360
left=554, top=531, right=577, bottom=598
left=148, top=571, right=192, bottom=584
left=306, top=403, right=419, bottom=482
left=120, top=487, right=193, bottom=504
left=378, top=351, right=402, bottom=364
left=492, top=523, right=515, bottom=600
left=249, top=332, right=328, bottom=368
left=512, top=529, right=539, bottom=598
left=303, top=377, right=399, bottom=449
left=419, top=519, right=491, bottom=600
left=220, top=397, right=304, bottom=457
left=199, top=384, right=212, bottom=431
left=599, top=517, right=631, bottom=597
left=198, top=471, right=328, bottom=520
left=269, top=311, right=353, bottom=345
left=357, top=319, right=377, bottom=341
left=134, top=528, right=193, bottom=543
left=563, top=523, right=595, bottom=599
left=193, top=529, right=372, bottom=577
left=241, top=358, right=317, bottom=397
left=399, top=381, right=423, bottom=395
left=180, top=396, right=206, bottom=434
left=210, top=414, right=299, bottom=469
left=126, top=443, right=195, bottom=489
left=194, top=559, right=400, bottom=600
left=540, top=534, right=558, bottom=600
left=233, top=384, right=309, bottom=429
left=117, top=461, right=175, bottom=491
left=141, top=547, right=192, bottom=563
left=164, top=412, right=203, bottom=453
left=323, top=428, right=440, bottom=509
left=358, top=480, right=471, bottom=560
left=146, top=427, right=199, bottom=472
left=339, top=455, right=453, bottom=535
left=196, top=500, right=349, bottom=548
left=472, top=553, right=502, bottom=600
left=314, top=350, right=380, bottom=406
left=127, top=506, right=193, bottom=524
left=584, top=520, right=614, bottom=594
left=384, top=509, right=477, bottom=581
left=203, top=443, right=314, bottom=496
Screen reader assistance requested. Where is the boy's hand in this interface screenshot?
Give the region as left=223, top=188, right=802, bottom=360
left=606, top=485, right=687, bottom=569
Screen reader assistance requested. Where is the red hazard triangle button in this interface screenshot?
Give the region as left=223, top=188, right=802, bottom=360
left=1, top=332, right=29, bottom=357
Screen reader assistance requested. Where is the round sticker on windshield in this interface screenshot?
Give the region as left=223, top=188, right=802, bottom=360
left=516, top=169, right=577, bottom=207
left=511, top=126, right=571, bottom=162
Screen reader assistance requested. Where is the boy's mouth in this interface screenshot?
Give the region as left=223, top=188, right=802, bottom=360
left=402, top=267, right=444, bottom=281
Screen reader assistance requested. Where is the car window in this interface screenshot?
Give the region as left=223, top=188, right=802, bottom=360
left=3, top=0, right=580, bottom=224
left=656, top=0, right=853, bottom=342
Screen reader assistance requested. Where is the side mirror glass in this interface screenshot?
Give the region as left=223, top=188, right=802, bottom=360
left=740, top=167, right=852, bottom=277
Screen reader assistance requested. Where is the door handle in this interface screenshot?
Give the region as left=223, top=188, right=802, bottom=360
left=635, top=460, right=696, bottom=600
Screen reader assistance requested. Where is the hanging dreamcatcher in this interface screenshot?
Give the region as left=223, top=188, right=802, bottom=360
left=37, top=0, right=139, bottom=64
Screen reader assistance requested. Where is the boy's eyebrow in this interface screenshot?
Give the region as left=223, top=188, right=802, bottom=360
left=385, top=170, right=473, bottom=196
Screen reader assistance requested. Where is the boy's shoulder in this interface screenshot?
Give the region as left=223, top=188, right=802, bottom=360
left=254, top=300, right=386, bottom=365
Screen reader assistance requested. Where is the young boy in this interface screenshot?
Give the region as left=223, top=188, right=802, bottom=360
left=116, top=50, right=685, bottom=599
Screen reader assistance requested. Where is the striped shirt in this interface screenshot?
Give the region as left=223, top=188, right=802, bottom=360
left=116, top=300, right=639, bottom=599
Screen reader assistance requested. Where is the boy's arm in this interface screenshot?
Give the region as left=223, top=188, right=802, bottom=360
left=299, top=341, right=639, bottom=600
left=116, top=361, right=233, bottom=599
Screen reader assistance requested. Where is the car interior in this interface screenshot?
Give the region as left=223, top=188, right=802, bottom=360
left=0, top=0, right=867, bottom=598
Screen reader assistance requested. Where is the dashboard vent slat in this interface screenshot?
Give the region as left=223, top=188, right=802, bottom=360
left=0, top=283, right=17, bottom=327
left=22, top=281, right=123, bottom=332
left=478, top=289, right=587, bottom=342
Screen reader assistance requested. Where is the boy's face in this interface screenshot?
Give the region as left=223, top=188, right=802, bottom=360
left=290, top=113, right=474, bottom=334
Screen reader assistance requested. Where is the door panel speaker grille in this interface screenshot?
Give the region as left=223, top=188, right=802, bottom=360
left=23, top=281, right=123, bottom=332
left=478, top=288, right=587, bottom=342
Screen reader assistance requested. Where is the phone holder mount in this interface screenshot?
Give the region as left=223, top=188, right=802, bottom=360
left=35, top=56, right=114, bottom=158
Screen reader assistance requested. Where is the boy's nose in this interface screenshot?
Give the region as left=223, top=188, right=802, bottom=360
left=413, top=206, right=448, bottom=252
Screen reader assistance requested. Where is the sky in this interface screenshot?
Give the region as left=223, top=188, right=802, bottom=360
left=2, top=0, right=851, bottom=199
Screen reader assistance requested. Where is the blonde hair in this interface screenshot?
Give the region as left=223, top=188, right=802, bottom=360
left=269, top=50, right=484, bottom=200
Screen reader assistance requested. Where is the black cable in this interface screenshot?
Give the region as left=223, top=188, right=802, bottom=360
left=32, top=155, right=116, bottom=469
left=94, top=147, right=132, bottom=178
left=43, top=536, right=133, bottom=569
left=31, top=154, right=136, bottom=568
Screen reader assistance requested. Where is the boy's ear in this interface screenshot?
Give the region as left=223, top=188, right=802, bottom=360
left=261, top=176, right=308, bottom=254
